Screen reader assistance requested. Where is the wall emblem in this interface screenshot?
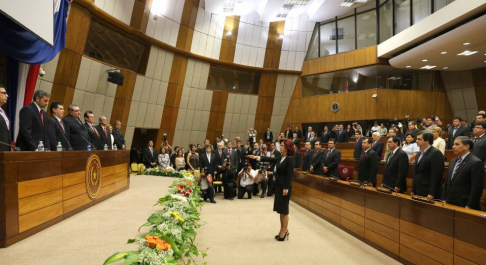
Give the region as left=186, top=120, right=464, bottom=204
left=342, top=168, right=348, bottom=174
left=86, top=154, right=102, bottom=199
left=331, top=102, right=340, bottom=113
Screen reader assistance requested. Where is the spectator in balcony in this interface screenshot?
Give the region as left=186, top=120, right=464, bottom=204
left=432, top=126, right=446, bottom=155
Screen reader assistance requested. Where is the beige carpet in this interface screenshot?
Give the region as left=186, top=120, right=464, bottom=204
left=0, top=175, right=400, bottom=265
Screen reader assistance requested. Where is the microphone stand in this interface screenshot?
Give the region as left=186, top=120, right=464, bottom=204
left=80, top=135, right=97, bottom=150
left=383, top=184, right=400, bottom=197
left=58, top=128, right=74, bottom=151
left=0, top=140, right=21, bottom=151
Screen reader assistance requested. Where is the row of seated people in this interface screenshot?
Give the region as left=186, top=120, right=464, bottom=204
left=299, top=128, right=485, bottom=211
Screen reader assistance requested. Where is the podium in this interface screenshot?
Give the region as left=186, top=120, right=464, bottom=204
left=0, top=150, right=130, bottom=247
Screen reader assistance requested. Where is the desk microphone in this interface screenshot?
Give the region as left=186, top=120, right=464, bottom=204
left=0, top=140, right=21, bottom=151
left=432, top=199, right=445, bottom=207
left=383, top=184, right=399, bottom=197
left=58, top=128, right=73, bottom=151
left=80, top=135, right=97, bottom=150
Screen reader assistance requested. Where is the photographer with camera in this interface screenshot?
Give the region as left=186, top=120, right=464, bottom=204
left=237, top=163, right=257, bottom=199
left=253, top=164, right=269, bottom=198
left=197, top=167, right=216, bottom=203
left=222, top=158, right=237, bottom=200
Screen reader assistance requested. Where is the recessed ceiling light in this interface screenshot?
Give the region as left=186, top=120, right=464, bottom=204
left=406, top=66, right=411, bottom=68
left=420, top=65, right=437, bottom=70
left=463, top=42, right=471, bottom=45
left=443, top=67, right=448, bottom=69
left=226, top=31, right=232, bottom=36
left=441, top=52, right=447, bottom=55
left=422, top=59, right=428, bottom=62
left=458, top=50, right=478, bottom=56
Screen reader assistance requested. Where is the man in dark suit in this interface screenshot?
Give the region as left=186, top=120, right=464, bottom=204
left=267, top=142, right=281, bottom=196
left=321, top=126, right=331, bottom=143
left=405, top=121, right=419, bottom=138
left=370, top=132, right=384, bottom=159
left=200, top=145, right=217, bottom=177
left=143, top=140, right=158, bottom=168
left=308, top=131, right=318, bottom=149
left=335, top=124, right=347, bottom=143
left=83, top=111, right=101, bottom=150
left=322, top=139, right=341, bottom=177
left=112, top=120, right=126, bottom=150
left=285, top=126, right=293, bottom=139
left=95, top=116, right=111, bottom=149
left=291, top=133, right=300, bottom=149
left=63, top=104, right=89, bottom=150
left=448, top=117, right=470, bottom=149
left=0, top=85, right=11, bottom=151
left=442, top=136, right=484, bottom=210
left=382, top=137, right=409, bottom=193
left=293, top=144, right=302, bottom=169
left=224, top=141, right=239, bottom=173
left=358, top=138, right=379, bottom=186
left=46, top=102, right=71, bottom=151
left=412, top=131, right=445, bottom=199
left=16, top=90, right=50, bottom=151
left=301, top=142, right=313, bottom=172
left=471, top=122, right=486, bottom=163
left=213, top=143, right=226, bottom=193
left=305, top=126, right=313, bottom=141
left=353, top=131, right=363, bottom=160
left=309, top=141, right=325, bottom=176
left=294, top=126, right=302, bottom=140
left=264, top=128, right=273, bottom=143
left=130, top=146, right=141, bottom=165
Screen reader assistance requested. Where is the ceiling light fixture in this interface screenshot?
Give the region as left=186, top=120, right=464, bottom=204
left=443, top=67, right=448, bottom=69
left=340, top=0, right=367, bottom=7
left=406, top=66, right=411, bottom=68
left=457, top=50, right=478, bottom=56
left=151, top=0, right=167, bottom=17
left=420, top=65, right=437, bottom=70
left=441, top=52, right=447, bottom=55
left=285, top=0, right=311, bottom=5
left=276, top=4, right=294, bottom=18
left=223, top=0, right=236, bottom=12
left=422, top=59, right=428, bottom=62
left=278, top=34, right=284, bottom=40
left=226, top=31, right=232, bottom=37
left=463, top=42, right=471, bottom=45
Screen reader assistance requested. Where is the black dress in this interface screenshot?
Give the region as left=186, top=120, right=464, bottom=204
left=260, top=155, right=295, bottom=215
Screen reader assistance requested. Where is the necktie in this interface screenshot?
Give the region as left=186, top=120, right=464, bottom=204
left=473, top=138, right=478, bottom=143
left=0, top=108, right=9, bottom=130
left=92, top=125, right=99, bottom=137
left=451, top=157, right=463, bottom=180
left=354, top=139, right=358, bottom=146
left=453, top=127, right=458, bottom=137
left=326, top=149, right=332, bottom=159
left=40, top=109, right=44, bottom=125
left=59, top=120, right=65, bottom=132
left=386, top=151, right=394, bottom=164
left=417, top=150, right=425, bottom=164
left=219, top=151, right=222, bottom=158
left=229, top=149, right=232, bottom=157
left=360, top=151, right=366, bottom=160
left=104, top=126, right=107, bottom=137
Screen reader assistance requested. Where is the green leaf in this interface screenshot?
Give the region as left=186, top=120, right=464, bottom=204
left=126, top=238, right=136, bottom=244
left=123, top=251, right=140, bottom=265
left=138, top=222, right=152, bottom=232
left=160, top=235, right=182, bottom=259
left=147, top=213, right=164, bottom=224
left=182, top=228, right=197, bottom=239
left=103, top=252, right=128, bottom=265
left=202, top=253, right=208, bottom=258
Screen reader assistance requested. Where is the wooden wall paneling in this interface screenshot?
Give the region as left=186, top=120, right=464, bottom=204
left=400, top=245, right=442, bottom=265
left=110, top=70, right=137, bottom=134
left=454, top=239, right=486, bottom=265
left=344, top=92, right=356, bottom=120
left=18, top=176, right=63, bottom=199
left=62, top=182, right=86, bottom=200
left=354, top=89, right=366, bottom=121
left=0, top=183, right=18, bottom=240
left=401, top=219, right=454, bottom=252
left=325, top=56, right=335, bottom=73
left=334, top=93, right=346, bottom=121
left=354, top=48, right=366, bottom=67
left=63, top=193, right=92, bottom=214
left=176, top=0, right=199, bottom=51
left=376, top=89, right=389, bottom=119
left=344, top=51, right=355, bottom=69
left=334, top=53, right=345, bottom=71
left=62, top=171, right=85, bottom=187
left=254, top=73, right=278, bottom=138
left=365, top=89, right=378, bottom=119
left=365, top=46, right=378, bottom=65
left=472, top=68, right=486, bottom=111
left=263, top=21, right=285, bottom=69
left=18, top=202, right=63, bottom=233
left=65, top=3, right=92, bottom=54
left=365, top=228, right=400, bottom=255
left=219, top=16, right=240, bottom=62
left=130, top=0, right=153, bottom=32
left=308, top=59, right=318, bottom=75
left=18, top=189, right=63, bottom=216
left=400, top=232, right=453, bottom=265
left=317, top=57, right=326, bottom=73
left=53, top=49, right=83, bottom=88
left=302, top=61, right=309, bottom=75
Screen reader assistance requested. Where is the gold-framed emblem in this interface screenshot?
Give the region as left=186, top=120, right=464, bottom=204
left=86, top=154, right=102, bottom=199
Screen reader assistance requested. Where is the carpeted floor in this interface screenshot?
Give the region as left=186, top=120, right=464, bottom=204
left=0, top=175, right=400, bottom=265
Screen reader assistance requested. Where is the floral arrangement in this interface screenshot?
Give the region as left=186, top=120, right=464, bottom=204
left=145, top=167, right=186, bottom=178
left=104, top=171, right=207, bottom=265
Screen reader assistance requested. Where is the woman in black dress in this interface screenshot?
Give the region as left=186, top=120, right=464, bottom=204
left=249, top=138, right=295, bottom=241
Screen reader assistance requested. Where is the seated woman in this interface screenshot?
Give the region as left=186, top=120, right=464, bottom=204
left=158, top=147, right=172, bottom=169
left=379, top=123, right=388, bottom=136
left=402, top=134, right=419, bottom=163
left=432, top=126, right=446, bottom=155
left=175, top=150, right=186, bottom=171
left=186, top=144, right=199, bottom=173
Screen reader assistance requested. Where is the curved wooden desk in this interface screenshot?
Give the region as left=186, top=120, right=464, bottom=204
left=0, top=150, right=130, bottom=247
left=291, top=171, right=486, bottom=264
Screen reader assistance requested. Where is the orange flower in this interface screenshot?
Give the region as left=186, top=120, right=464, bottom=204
left=145, top=235, right=162, bottom=248
left=156, top=240, right=172, bottom=251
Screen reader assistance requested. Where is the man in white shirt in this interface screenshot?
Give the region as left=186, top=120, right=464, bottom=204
left=371, top=121, right=380, bottom=133
left=237, top=164, right=257, bottom=199
left=252, top=166, right=268, bottom=198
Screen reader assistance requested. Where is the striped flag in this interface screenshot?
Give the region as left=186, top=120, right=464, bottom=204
left=344, top=78, right=348, bottom=93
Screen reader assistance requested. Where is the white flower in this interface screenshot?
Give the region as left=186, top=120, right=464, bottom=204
left=170, top=194, right=188, bottom=202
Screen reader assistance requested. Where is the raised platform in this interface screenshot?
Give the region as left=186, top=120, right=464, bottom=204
left=0, top=150, right=130, bottom=248
left=291, top=171, right=486, bottom=265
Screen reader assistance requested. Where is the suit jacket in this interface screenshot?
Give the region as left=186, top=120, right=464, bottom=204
left=302, top=149, right=314, bottom=172
left=382, top=149, right=409, bottom=193
left=95, top=125, right=112, bottom=149
left=200, top=152, right=217, bottom=176
left=46, top=116, right=71, bottom=151
left=448, top=126, right=470, bottom=149
left=260, top=156, right=295, bottom=189
left=322, top=148, right=341, bottom=177
left=321, top=131, right=331, bottom=143
left=16, top=102, right=49, bottom=151
left=292, top=138, right=300, bottom=149
left=223, top=148, right=239, bottom=172
left=294, top=129, right=302, bottom=139
left=130, top=148, right=141, bottom=164
left=412, top=146, right=445, bottom=198
left=213, top=149, right=226, bottom=174
left=405, top=129, right=419, bottom=137
left=371, top=140, right=384, bottom=159
left=264, top=131, right=273, bottom=142
left=294, top=152, right=302, bottom=169
left=310, top=149, right=325, bottom=175
left=358, top=149, right=379, bottom=186
left=285, top=130, right=293, bottom=139
left=353, top=138, right=363, bottom=160
left=442, top=154, right=484, bottom=210
left=63, top=115, right=89, bottom=150
left=335, top=130, right=347, bottom=143
left=308, top=136, right=318, bottom=149
left=0, top=112, right=11, bottom=151
left=112, top=129, right=125, bottom=149
left=471, top=134, right=486, bottom=163
left=142, top=147, right=158, bottom=167
left=84, top=123, right=101, bottom=150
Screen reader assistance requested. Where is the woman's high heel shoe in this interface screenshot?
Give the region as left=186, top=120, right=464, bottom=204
left=275, top=230, right=288, bottom=239
left=276, top=231, right=289, bottom=241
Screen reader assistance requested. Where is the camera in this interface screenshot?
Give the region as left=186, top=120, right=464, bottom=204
left=163, top=133, right=167, bottom=141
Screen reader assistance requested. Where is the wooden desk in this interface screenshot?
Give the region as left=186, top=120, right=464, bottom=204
left=0, top=150, right=130, bottom=247
left=292, top=171, right=486, bottom=264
